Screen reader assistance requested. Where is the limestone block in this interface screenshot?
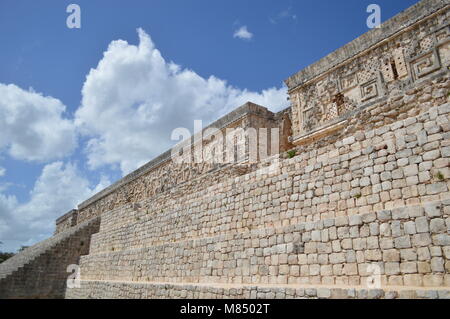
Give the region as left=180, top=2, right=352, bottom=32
left=430, top=218, right=446, bottom=233
left=411, top=234, right=433, bottom=248
left=383, top=249, right=400, bottom=262
left=385, top=262, right=400, bottom=275
left=395, top=236, right=411, bottom=249
left=415, top=217, right=429, bottom=233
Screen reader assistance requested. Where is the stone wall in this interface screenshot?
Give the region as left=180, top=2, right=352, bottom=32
left=65, top=100, right=450, bottom=299
left=55, top=209, right=78, bottom=234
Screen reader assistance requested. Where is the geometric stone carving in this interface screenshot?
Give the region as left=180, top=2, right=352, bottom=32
left=419, top=36, right=434, bottom=53
left=360, top=77, right=381, bottom=101
left=393, top=48, right=409, bottom=78
left=316, top=78, right=328, bottom=96
left=323, top=102, right=339, bottom=122
left=358, top=58, right=380, bottom=84
left=302, top=104, right=319, bottom=132
left=381, top=48, right=408, bottom=82
left=435, top=25, right=449, bottom=43
left=381, top=57, right=397, bottom=82
left=339, top=72, right=359, bottom=91
left=410, top=50, right=441, bottom=80
left=439, top=42, right=450, bottom=68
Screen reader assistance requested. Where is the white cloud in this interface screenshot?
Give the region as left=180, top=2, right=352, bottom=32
left=233, top=26, right=253, bottom=40
left=0, top=27, right=288, bottom=251
left=76, top=28, right=287, bottom=175
left=0, top=161, right=107, bottom=252
left=16, top=162, right=93, bottom=226
left=0, top=84, right=77, bottom=162
left=0, top=167, right=5, bottom=177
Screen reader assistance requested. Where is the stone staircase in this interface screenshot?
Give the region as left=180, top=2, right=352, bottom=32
left=0, top=217, right=100, bottom=299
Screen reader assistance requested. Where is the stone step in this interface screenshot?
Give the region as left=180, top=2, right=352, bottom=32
left=90, top=189, right=450, bottom=253
left=75, top=199, right=449, bottom=289
left=87, top=199, right=449, bottom=255
left=66, top=279, right=450, bottom=299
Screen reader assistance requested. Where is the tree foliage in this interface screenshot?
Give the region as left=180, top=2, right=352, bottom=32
left=0, top=241, right=15, bottom=264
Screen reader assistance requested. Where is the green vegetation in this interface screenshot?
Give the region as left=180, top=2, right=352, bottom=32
left=436, top=171, right=445, bottom=181
left=0, top=241, right=15, bottom=264
left=0, top=252, right=14, bottom=264
left=287, top=150, right=297, bottom=159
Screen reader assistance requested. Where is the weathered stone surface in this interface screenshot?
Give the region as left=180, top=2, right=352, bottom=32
left=424, top=203, right=442, bottom=218
left=415, top=217, right=429, bottom=233
left=383, top=249, right=400, bottom=262
left=395, top=236, right=412, bottom=249
left=430, top=219, right=446, bottom=233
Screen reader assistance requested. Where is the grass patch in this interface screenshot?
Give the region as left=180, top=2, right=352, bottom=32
left=436, top=171, right=445, bottom=181
left=287, top=150, right=297, bottom=159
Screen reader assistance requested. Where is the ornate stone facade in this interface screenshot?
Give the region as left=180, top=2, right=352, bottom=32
left=286, top=0, right=450, bottom=146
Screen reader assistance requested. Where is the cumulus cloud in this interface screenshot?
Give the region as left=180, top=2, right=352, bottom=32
left=0, top=167, right=5, bottom=177
left=233, top=26, right=254, bottom=40
left=0, top=84, right=77, bottom=162
left=0, top=162, right=106, bottom=252
left=1, top=28, right=288, bottom=251
left=76, top=28, right=287, bottom=175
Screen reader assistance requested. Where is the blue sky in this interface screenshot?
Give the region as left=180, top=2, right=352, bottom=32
left=0, top=0, right=419, bottom=252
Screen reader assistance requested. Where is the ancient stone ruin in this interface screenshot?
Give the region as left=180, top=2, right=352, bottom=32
left=0, top=0, right=449, bottom=299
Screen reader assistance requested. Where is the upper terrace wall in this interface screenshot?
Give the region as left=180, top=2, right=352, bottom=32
left=62, top=103, right=290, bottom=229
left=286, top=0, right=449, bottom=145
left=58, top=0, right=450, bottom=236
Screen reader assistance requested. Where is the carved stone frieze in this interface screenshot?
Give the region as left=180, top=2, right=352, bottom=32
left=287, top=4, right=450, bottom=144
